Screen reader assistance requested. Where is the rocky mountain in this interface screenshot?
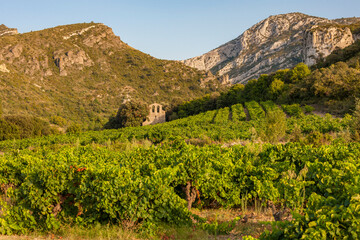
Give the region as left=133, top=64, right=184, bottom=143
left=182, top=13, right=360, bottom=84
left=0, top=24, right=18, bottom=37
left=0, top=23, right=222, bottom=128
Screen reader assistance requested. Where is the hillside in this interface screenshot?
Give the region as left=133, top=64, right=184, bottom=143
left=0, top=23, right=223, bottom=129
left=182, top=13, right=360, bottom=84
left=171, top=38, right=360, bottom=119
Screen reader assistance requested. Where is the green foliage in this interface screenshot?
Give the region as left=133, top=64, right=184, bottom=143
left=231, top=103, right=247, bottom=121
left=263, top=111, right=287, bottom=144
left=261, top=149, right=360, bottom=239
left=282, top=104, right=304, bottom=117
left=197, top=217, right=240, bottom=235
left=303, top=105, right=315, bottom=114
left=0, top=100, right=353, bottom=152
left=50, top=116, right=67, bottom=127
left=288, top=63, right=311, bottom=83
left=306, top=62, right=360, bottom=100
left=105, top=100, right=148, bottom=129
left=352, top=98, right=360, bottom=133
left=66, top=123, right=82, bottom=134
left=245, top=101, right=265, bottom=121
left=0, top=119, right=19, bottom=141
left=1, top=115, right=52, bottom=139
left=268, top=78, right=284, bottom=100
left=0, top=141, right=359, bottom=236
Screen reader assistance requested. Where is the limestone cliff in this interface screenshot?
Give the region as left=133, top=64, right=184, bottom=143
left=303, top=26, right=354, bottom=65
left=182, top=13, right=359, bottom=84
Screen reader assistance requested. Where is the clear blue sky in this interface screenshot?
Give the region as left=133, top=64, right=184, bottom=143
left=1, top=0, right=359, bottom=60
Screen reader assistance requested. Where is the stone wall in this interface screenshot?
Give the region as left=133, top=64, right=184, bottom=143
left=143, top=103, right=166, bottom=126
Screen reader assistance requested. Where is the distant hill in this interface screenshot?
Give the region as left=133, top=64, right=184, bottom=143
left=182, top=13, right=360, bottom=84
left=0, top=23, right=223, bottom=128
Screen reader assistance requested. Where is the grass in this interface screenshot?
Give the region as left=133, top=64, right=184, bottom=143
left=0, top=208, right=275, bottom=240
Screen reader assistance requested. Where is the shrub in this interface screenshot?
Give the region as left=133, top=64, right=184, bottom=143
left=66, top=123, right=82, bottom=134
left=303, top=105, right=315, bottom=114
left=50, top=116, right=67, bottom=127
left=0, top=119, right=20, bottom=140
left=282, top=104, right=304, bottom=117
left=3, top=115, right=52, bottom=139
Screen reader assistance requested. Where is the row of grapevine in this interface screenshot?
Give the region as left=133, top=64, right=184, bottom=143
left=213, top=107, right=230, bottom=124
left=245, top=101, right=265, bottom=120
left=0, top=100, right=352, bottom=152
left=231, top=103, right=247, bottom=121
left=0, top=141, right=359, bottom=237
left=260, top=100, right=282, bottom=113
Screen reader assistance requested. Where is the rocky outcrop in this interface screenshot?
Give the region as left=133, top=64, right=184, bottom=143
left=54, top=50, right=93, bottom=76
left=0, top=24, right=18, bottom=37
left=0, top=44, right=23, bottom=62
left=0, top=63, right=9, bottom=73
left=303, top=26, right=354, bottom=65
left=0, top=23, right=124, bottom=77
left=182, top=13, right=359, bottom=84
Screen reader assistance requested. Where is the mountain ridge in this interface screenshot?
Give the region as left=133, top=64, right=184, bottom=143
left=182, top=12, right=360, bottom=84
left=0, top=22, right=222, bottom=129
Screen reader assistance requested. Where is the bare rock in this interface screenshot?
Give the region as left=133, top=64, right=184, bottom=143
left=0, top=63, right=9, bottom=73
left=182, top=13, right=357, bottom=84
left=1, top=44, right=23, bottom=62
left=304, top=26, right=354, bottom=65
left=0, top=24, right=18, bottom=37
left=54, top=49, right=93, bottom=76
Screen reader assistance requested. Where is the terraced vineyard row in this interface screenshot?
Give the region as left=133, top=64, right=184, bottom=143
left=0, top=101, right=352, bottom=152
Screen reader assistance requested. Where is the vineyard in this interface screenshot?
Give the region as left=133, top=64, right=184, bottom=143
left=0, top=101, right=352, bottom=151
left=0, top=100, right=359, bottom=239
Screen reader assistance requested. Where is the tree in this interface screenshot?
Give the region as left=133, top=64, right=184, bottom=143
left=105, top=100, right=148, bottom=129
left=289, top=63, right=311, bottom=83
left=269, top=78, right=285, bottom=100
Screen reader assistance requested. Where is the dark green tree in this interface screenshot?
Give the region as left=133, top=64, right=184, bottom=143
left=289, top=63, right=311, bottom=83
left=105, top=100, right=148, bottom=129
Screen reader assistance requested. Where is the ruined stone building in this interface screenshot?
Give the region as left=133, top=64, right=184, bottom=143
left=142, top=103, right=166, bottom=126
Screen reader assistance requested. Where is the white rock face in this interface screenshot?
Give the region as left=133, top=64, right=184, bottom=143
left=182, top=13, right=358, bottom=84
left=304, top=27, right=354, bottom=65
